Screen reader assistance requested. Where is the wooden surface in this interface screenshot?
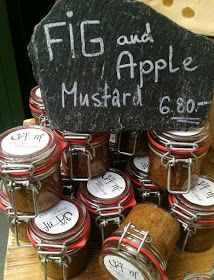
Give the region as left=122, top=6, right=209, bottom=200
left=4, top=232, right=214, bottom=280
left=4, top=148, right=214, bottom=280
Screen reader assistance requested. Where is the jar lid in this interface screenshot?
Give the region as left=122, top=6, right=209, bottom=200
left=0, top=126, right=66, bottom=176
left=133, top=156, right=149, bottom=174
left=29, top=86, right=44, bottom=108
left=54, top=130, right=108, bottom=145
left=169, top=176, right=214, bottom=224
left=148, top=125, right=210, bottom=155
left=27, top=197, right=90, bottom=251
left=77, top=169, right=136, bottom=214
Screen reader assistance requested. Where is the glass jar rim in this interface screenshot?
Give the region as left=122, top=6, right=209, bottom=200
left=183, top=272, right=211, bottom=280
left=0, top=126, right=66, bottom=177
left=27, top=197, right=90, bottom=250
left=29, top=86, right=44, bottom=106
left=148, top=131, right=210, bottom=155
left=77, top=169, right=135, bottom=214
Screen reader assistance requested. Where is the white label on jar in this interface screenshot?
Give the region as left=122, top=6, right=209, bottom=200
left=183, top=177, right=214, bottom=206
left=87, top=171, right=126, bottom=199
left=1, top=128, right=50, bottom=156
left=104, top=255, right=144, bottom=280
left=35, top=200, right=79, bottom=234
left=133, top=157, right=149, bottom=173
left=168, top=127, right=202, bottom=137
left=35, top=88, right=41, bottom=98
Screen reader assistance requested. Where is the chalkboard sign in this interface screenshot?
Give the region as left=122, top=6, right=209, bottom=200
left=28, top=0, right=214, bottom=132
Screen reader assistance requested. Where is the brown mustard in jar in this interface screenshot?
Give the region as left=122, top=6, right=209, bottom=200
left=77, top=169, right=136, bottom=243
left=0, top=126, right=66, bottom=214
left=148, top=126, right=210, bottom=193
left=54, top=131, right=109, bottom=181
left=27, top=197, right=91, bottom=279
left=109, top=131, right=148, bottom=156
left=125, top=156, right=167, bottom=207
left=100, top=203, right=180, bottom=280
left=29, top=86, right=48, bottom=126
left=0, top=182, right=29, bottom=244
left=169, top=176, right=214, bottom=252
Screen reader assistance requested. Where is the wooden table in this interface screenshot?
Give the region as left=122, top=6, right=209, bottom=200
left=3, top=145, right=214, bottom=280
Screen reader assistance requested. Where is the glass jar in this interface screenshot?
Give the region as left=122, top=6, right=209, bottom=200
left=27, top=197, right=91, bottom=279
left=29, top=86, right=48, bottom=126
left=100, top=203, right=180, bottom=280
left=169, top=176, right=214, bottom=252
left=0, top=126, right=66, bottom=214
left=77, top=169, right=136, bottom=243
left=0, top=182, right=30, bottom=245
left=109, top=131, right=148, bottom=156
left=208, top=95, right=214, bottom=149
left=148, top=126, right=210, bottom=193
left=125, top=156, right=167, bottom=206
left=54, top=131, right=109, bottom=181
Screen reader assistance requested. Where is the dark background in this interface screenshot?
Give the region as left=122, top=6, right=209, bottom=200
left=6, top=0, right=54, bottom=118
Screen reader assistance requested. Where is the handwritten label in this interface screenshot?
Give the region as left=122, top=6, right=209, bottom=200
left=35, top=200, right=79, bottom=234
left=183, top=177, right=214, bottom=206
left=87, top=171, right=126, bottom=199
left=133, top=157, right=149, bottom=173
left=35, top=88, right=41, bottom=98
left=104, top=255, right=144, bottom=280
left=1, top=128, right=49, bottom=156
left=28, top=0, right=214, bottom=131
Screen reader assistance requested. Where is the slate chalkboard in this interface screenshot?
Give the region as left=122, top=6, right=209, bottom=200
left=28, top=0, right=214, bottom=132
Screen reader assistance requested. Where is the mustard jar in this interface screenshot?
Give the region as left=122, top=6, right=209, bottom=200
left=27, top=197, right=91, bottom=279
left=77, top=169, right=136, bottom=242
left=0, top=126, right=66, bottom=215
left=148, top=126, right=210, bottom=193
left=125, top=156, right=166, bottom=206
left=169, top=176, right=214, bottom=252
left=100, top=204, right=180, bottom=280
left=54, top=131, right=109, bottom=181
left=29, top=86, right=48, bottom=126
left=109, top=131, right=148, bottom=156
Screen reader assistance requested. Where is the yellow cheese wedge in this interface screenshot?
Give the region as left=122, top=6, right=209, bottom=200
left=138, top=0, right=214, bottom=36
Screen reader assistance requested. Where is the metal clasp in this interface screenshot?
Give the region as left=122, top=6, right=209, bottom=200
left=0, top=164, right=40, bottom=218
left=141, top=189, right=161, bottom=206
left=118, top=132, right=137, bottom=156
left=171, top=203, right=197, bottom=251
left=36, top=244, right=71, bottom=280
left=64, top=133, right=94, bottom=181
left=117, top=222, right=152, bottom=261
left=161, top=142, right=198, bottom=194
left=6, top=206, right=32, bottom=248
left=95, top=205, right=124, bottom=243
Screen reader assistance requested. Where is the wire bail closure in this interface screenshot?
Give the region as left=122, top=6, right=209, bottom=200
left=171, top=202, right=197, bottom=251
left=118, top=132, right=137, bottom=156
left=36, top=243, right=71, bottom=280
left=117, top=222, right=152, bottom=261
left=0, top=164, right=40, bottom=219
left=95, top=204, right=125, bottom=242
left=64, top=133, right=94, bottom=181
left=161, top=142, right=198, bottom=194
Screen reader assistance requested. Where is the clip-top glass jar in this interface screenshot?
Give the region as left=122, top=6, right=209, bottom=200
left=54, top=131, right=109, bottom=181
left=77, top=169, right=136, bottom=243
left=0, top=126, right=66, bottom=214
left=109, top=131, right=148, bottom=156
left=125, top=156, right=167, bottom=206
left=169, top=176, right=214, bottom=252
left=100, top=204, right=180, bottom=280
left=29, top=86, right=47, bottom=126
left=27, top=197, right=91, bottom=280
left=148, top=126, right=210, bottom=193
